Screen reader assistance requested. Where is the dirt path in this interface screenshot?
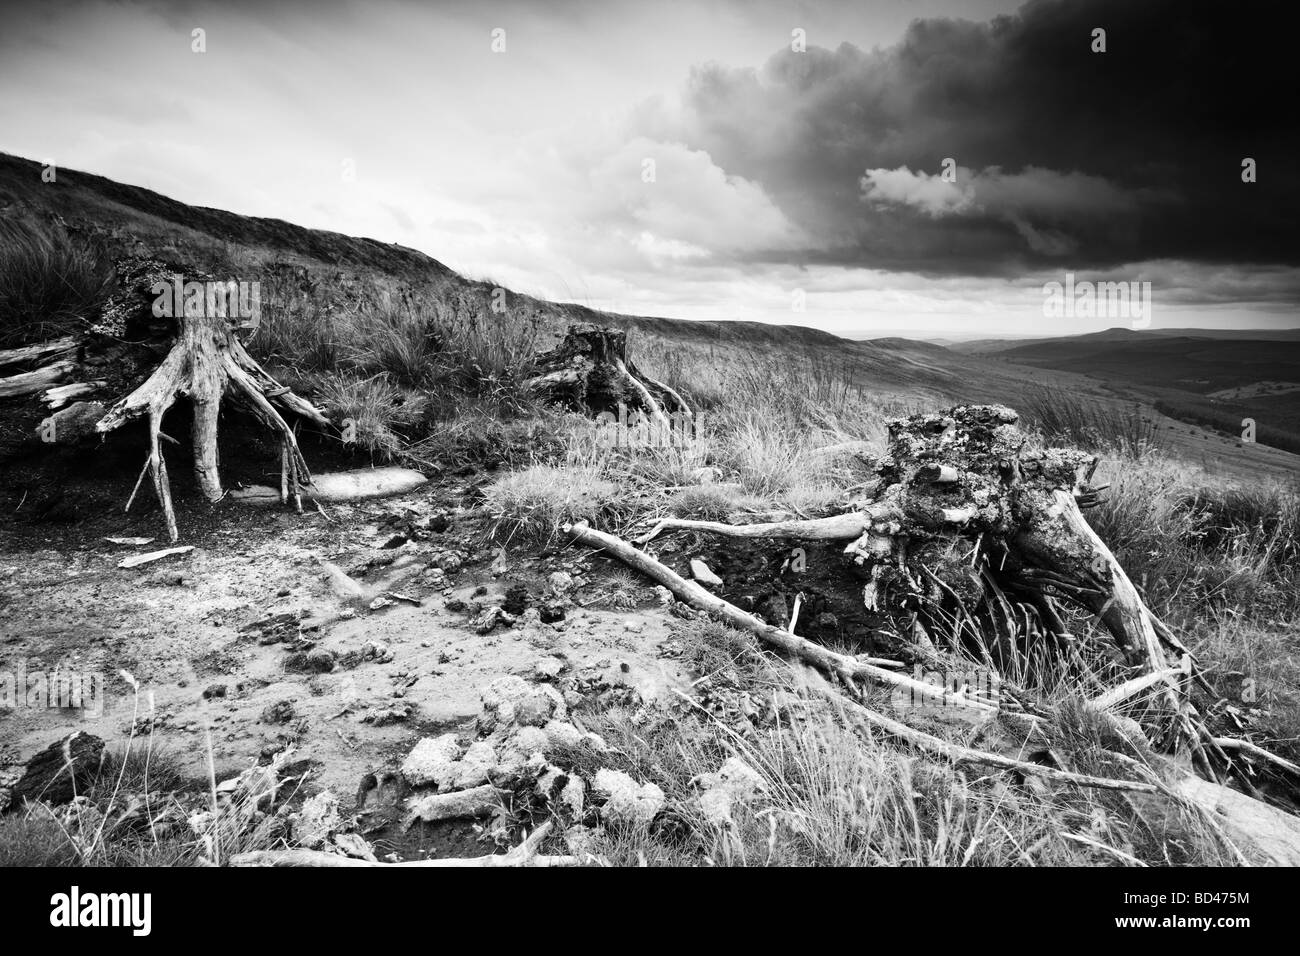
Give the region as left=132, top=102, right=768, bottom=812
left=1, top=481, right=689, bottom=805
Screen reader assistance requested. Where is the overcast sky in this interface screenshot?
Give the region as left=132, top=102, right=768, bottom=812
left=2, top=0, right=1297, bottom=337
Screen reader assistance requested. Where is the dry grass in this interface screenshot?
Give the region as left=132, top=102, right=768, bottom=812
left=560, top=619, right=1237, bottom=867
left=0, top=218, right=113, bottom=348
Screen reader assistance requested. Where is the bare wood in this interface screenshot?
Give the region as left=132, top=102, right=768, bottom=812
left=641, top=373, right=692, bottom=419
left=795, top=666, right=1158, bottom=793
left=637, top=511, right=869, bottom=544
left=0, top=336, right=76, bottom=370
left=615, top=358, right=671, bottom=430
left=41, top=381, right=104, bottom=410
left=1091, top=667, right=1186, bottom=712
left=404, top=783, right=500, bottom=827
left=1052, top=489, right=1186, bottom=726
left=1172, top=768, right=1300, bottom=865
left=1210, top=737, right=1300, bottom=777
left=0, top=359, right=75, bottom=398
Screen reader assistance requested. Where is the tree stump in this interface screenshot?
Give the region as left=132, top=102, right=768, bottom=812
left=1, top=255, right=330, bottom=541
left=642, top=404, right=1196, bottom=748
left=525, top=323, right=691, bottom=427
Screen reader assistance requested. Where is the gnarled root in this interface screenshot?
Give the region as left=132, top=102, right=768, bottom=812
left=96, top=317, right=328, bottom=541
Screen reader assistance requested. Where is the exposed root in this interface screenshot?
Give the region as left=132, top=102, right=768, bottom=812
left=95, top=315, right=327, bottom=540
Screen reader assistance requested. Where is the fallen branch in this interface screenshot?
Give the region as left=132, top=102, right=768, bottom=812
left=1210, top=737, right=1300, bottom=777
left=1091, top=667, right=1186, bottom=712
left=403, top=783, right=500, bottom=828
left=0, top=359, right=75, bottom=398
left=0, top=335, right=77, bottom=371
left=565, top=521, right=1003, bottom=713
left=637, top=511, right=869, bottom=545
left=789, top=666, right=1157, bottom=793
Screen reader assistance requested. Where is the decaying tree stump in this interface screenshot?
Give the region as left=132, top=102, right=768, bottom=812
left=0, top=255, right=329, bottom=541
left=525, top=323, right=691, bottom=427
left=641, top=404, right=1198, bottom=750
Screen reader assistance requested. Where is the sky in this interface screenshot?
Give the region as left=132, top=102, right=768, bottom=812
left=1, top=0, right=1297, bottom=338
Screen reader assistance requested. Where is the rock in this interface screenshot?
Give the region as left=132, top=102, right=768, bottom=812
left=547, top=571, right=574, bottom=598
left=497, top=726, right=549, bottom=771
left=515, top=684, right=566, bottom=727
left=261, top=700, right=296, bottom=724
left=480, top=675, right=532, bottom=731
left=4, top=732, right=105, bottom=808
left=294, top=791, right=341, bottom=849
left=401, top=734, right=462, bottom=788
left=592, top=769, right=664, bottom=827
left=449, top=741, right=498, bottom=790
left=690, top=559, right=723, bottom=588
left=502, top=584, right=529, bottom=615
left=534, top=656, right=567, bottom=681
left=542, top=720, right=584, bottom=750
left=537, top=766, right=585, bottom=816
left=473, top=606, right=516, bottom=634
left=331, top=831, right=378, bottom=861
left=321, top=561, right=369, bottom=601
left=694, top=757, right=766, bottom=826
left=284, top=649, right=335, bottom=674
left=652, top=586, right=673, bottom=606
left=202, top=683, right=228, bottom=700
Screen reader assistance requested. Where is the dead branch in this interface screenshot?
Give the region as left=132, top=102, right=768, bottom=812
left=565, top=520, right=1003, bottom=713
left=790, top=666, right=1158, bottom=793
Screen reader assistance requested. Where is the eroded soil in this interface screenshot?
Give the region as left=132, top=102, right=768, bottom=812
left=0, top=450, right=694, bottom=852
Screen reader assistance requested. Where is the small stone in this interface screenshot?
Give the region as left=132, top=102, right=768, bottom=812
left=690, top=559, right=723, bottom=588
left=401, top=733, right=462, bottom=787
left=449, top=741, right=498, bottom=790
left=534, top=656, right=566, bottom=681
left=592, top=769, right=664, bottom=827
left=542, top=720, right=583, bottom=750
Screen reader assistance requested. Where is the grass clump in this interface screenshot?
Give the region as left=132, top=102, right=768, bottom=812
left=481, top=461, right=621, bottom=543
left=0, top=218, right=113, bottom=348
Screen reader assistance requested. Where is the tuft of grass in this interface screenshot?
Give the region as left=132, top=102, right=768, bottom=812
left=553, top=616, right=1240, bottom=867
left=1022, top=385, right=1161, bottom=459
left=481, top=461, right=622, bottom=543
left=0, top=218, right=113, bottom=347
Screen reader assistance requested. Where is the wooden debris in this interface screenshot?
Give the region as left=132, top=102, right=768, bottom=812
left=117, top=546, right=194, bottom=569
left=403, top=783, right=500, bottom=828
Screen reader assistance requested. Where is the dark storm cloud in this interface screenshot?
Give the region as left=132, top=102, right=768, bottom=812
left=641, top=0, right=1299, bottom=277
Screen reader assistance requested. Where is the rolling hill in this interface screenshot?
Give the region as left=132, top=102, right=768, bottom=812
left=2, top=151, right=1297, bottom=481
